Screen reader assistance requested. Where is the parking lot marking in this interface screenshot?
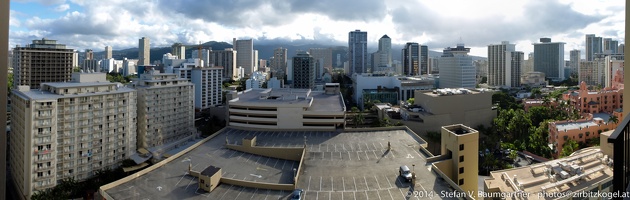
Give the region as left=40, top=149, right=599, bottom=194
left=387, top=188, right=394, bottom=200
left=228, top=150, right=237, bottom=157
left=218, top=185, right=234, bottom=200
left=175, top=173, right=187, bottom=186
left=348, top=152, right=351, bottom=160
left=385, top=176, right=393, bottom=188
left=379, top=142, right=384, bottom=149
left=281, top=160, right=287, bottom=169
left=364, top=151, right=370, bottom=160
left=250, top=188, right=258, bottom=200
left=334, top=144, right=338, bottom=152
left=308, top=176, right=312, bottom=190
left=321, top=151, right=325, bottom=160
left=339, top=152, right=342, bottom=160
left=319, top=144, right=321, bottom=152
left=263, top=189, right=270, bottom=200
left=376, top=190, right=383, bottom=200
left=358, top=143, right=362, bottom=151
left=273, top=158, right=279, bottom=168
left=331, top=177, right=334, bottom=192
left=353, top=177, right=357, bottom=191
left=372, top=143, right=378, bottom=150
left=184, top=176, right=196, bottom=190
left=357, top=151, right=361, bottom=161
left=320, top=177, right=323, bottom=191
left=364, top=176, right=369, bottom=190
left=354, top=191, right=357, bottom=200
left=374, top=175, right=382, bottom=189
left=372, top=150, right=378, bottom=159
left=342, top=177, right=346, bottom=191
left=342, top=144, right=347, bottom=151
left=263, top=157, right=270, bottom=166
left=255, top=155, right=262, bottom=163
left=283, top=132, right=287, bottom=137
left=329, top=191, right=332, bottom=200
left=326, top=144, right=329, bottom=151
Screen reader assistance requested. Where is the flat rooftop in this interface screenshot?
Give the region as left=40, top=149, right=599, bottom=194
left=103, top=128, right=457, bottom=200
left=230, top=88, right=344, bottom=112
left=555, top=113, right=610, bottom=131
left=423, top=88, right=493, bottom=97
left=484, top=148, right=612, bottom=199
left=13, top=86, right=135, bottom=100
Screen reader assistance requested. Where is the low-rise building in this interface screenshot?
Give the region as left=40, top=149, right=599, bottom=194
left=10, top=73, right=137, bottom=199
left=400, top=88, right=496, bottom=133
left=563, top=81, right=623, bottom=114
left=226, top=84, right=345, bottom=130
left=484, top=147, right=614, bottom=199
left=548, top=112, right=621, bottom=158
left=520, top=72, right=547, bottom=88
left=352, top=73, right=435, bottom=110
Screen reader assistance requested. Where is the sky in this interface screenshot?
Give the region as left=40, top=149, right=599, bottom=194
left=8, top=0, right=625, bottom=58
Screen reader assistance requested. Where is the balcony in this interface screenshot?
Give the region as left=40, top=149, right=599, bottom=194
left=37, top=105, right=54, bottom=110
left=609, top=114, right=630, bottom=196
left=35, top=130, right=52, bottom=137
left=35, top=114, right=52, bottom=119
left=34, top=149, right=53, bottom=155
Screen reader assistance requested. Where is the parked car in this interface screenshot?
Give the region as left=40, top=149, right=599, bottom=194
left=290, top=189, right=304, bottom=200
left=399, top=165, right=412, bottom=182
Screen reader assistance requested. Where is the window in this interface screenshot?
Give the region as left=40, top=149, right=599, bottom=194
left=459, top=179, right=464, bottom=185
left=459, top=144, right=464, bottom=151
left=459, top=167, right=464, bottom=174
left=459, top=156, right=464, bottom=162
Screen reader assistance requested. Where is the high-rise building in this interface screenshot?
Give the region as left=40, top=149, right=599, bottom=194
left=618, top=44, right=625, bottom=54
left=330, top=46, right=347, bottom=69
left=585, top=34, right=602, bottom=61
left=578, top=59, right=605, bottom=86
left=604, top=55, right=624, bottom=88
left=210, top=48, right=237, bottom=80
left=429, top=56, right=440, bottom=74
left=534, top=38, right=565, bottom=81
left=10, top=72, right=137, bottom=199
left=348, top=30, right=368, bottom=75
left=420, top=45, right=429, bottom=75
left=402, top=42, right=420, bottom=76
left=233, top=38, right=254, bottom=76
left=569, top=49, right=580, bottom=76
left=439, top=43, right=475, bottom=88
left=122, top=58, right=137, bottom=76
left=371, top=35, right=392, bottom=73
left=171, top=43, right=186, bottom=60
left=603, top=38, right=619, bottom=54
left=292, top=51, right=315, bottom=89
left=253, top=50, right=259, bottom=72
left=12, top=38, right=74, bottom=89
left=270, top=47, right=288, bottom=79
left=132, top=71, right=195, bottom=158
left=173, top=63, right=223, bottom=110
left=138, top=37, right=150, bottom=66
left=522, top=53, right=534, bottom=75
left=192, top=49, right=211, bottom=67
left=487, top=41, right=523, bottom=88
left=104, top=46, right=112, bottom=59
left=308, top=48, right=333, bottom=71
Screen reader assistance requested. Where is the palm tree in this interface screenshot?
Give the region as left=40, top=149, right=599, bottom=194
left=608, top=115, right=619, bottom=124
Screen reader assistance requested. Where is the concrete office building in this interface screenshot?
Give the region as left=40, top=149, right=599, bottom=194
left=233, top=38, right=254, bottom=76
left=429, top=57, right=440, bottom=74
left=131, top=71, right=195, bottom=158
left=570, top=49, right=580, bottom=76
left=534, top=38, right=565, bottom=81
left=226, top=85, right=345, bottom=130
left=352, top=74, right=435, bottom=110
left=420, top=45, right=429, bottom=75
left=439, top=43, right=476, bottom=88
left=138, top=37, right=150, bottom=66
left=104, top=46, right=112, bottom=59
left=121, top=58, right=137, bottom=77
left=432, top=124, right=479, bottom=199
left=210, top=48, right=237, bottom=80
left=308, top=48, right=332, bottom=71
left=171, top=61, right=223, bottom=110
left=402, top=42, right=420, bottom=76
left=586, top=34, right=602, bottom=61
left=371, top=35, right=392, bottom=73
left=348, top=30, right=368, bottom=75
left=522, top=53, right=534, bottom=75
left=488, top=41, right=523, bottom=88
left=192, top=49, right=211, bottom=67
left=270, top=47, right=288, bottom=79
left=12, top=38, right=74, bottom=89
left=292, top=51, right=316, bottom=89
left=82, top=59, right=100, bottom=73
left=10, top=73, right=137, bottom=199
left=171, top=43, right=186, bottom=60
left=400, top=88, right=496, bottom=133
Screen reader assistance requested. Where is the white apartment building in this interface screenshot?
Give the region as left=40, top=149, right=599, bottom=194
left=122, top=58, right=137, bottom=77
left=10, top=73, right=137, bottom=199
left=579, top=58, right=606, bottom=87
left=604, top=56, right=624, bottom=88
left=246, top=71, right=267, bottom=90
left=169, top=59, right=223, bottom=110
left=487, top=41, right=523, bottom=88
left=132, top=71, right=195, bottom=158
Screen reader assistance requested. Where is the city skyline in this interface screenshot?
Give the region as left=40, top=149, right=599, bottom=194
left=8, top=0, right=625, bottom=58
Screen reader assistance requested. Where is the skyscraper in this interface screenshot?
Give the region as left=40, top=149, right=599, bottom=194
left=439, top=43, right=476, bottom=88
left=348, top=30, right=367, bottom=75
left=420, top=45, right=429, bottom=75
left=292, top=51, right=315, bottom=89
left=569, top=49, right=580, bottom=76
left=402, top=42, right=420, bottom=76
left=12, top=38, right=74, bottom=89
left=619, top=44, right=625, bottom=54
left=603, top=38, right=619, bottom=54
left=487, top=41, right=523, bottom=88
left=585, top=34, right=602, bottom=61
left=105, top=46, right=112, bottom=59
left=308, top=48, right=333, bottom=71
left=138, top=37, right=150, bottom=65
left=270, top=47, right=288, bottom=79
left=171, top=43, right=186, bottom=60
left=233, top=38, right=254, bottom=76
left=371, top=35, right=392, bottom=72
left=210, top=48, right=237, bottom=79
left=534, top=38, right=565, bottom=81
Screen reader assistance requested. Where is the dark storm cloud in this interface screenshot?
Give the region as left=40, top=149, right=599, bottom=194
left=156, top=0, right=387, bottom=27
left=391, top=0, right=606, bottom=49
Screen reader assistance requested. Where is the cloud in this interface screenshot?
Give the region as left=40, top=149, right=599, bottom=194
left=53, top=4, right=70, bottom=12
left=390, top=0, right=607, bottom=49
left=9, top=10, right=21, bottom=27
left=13, top=0, right=65, bottom=6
